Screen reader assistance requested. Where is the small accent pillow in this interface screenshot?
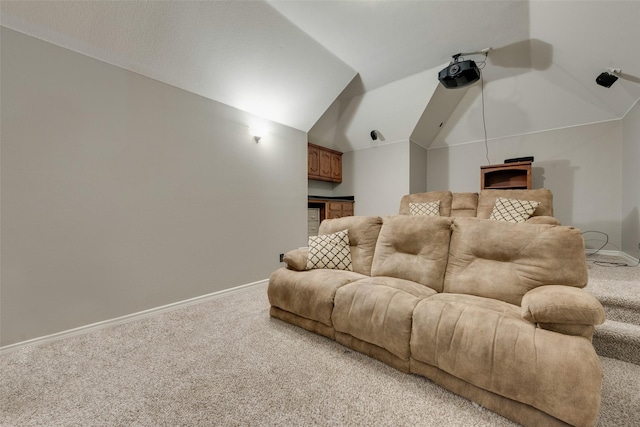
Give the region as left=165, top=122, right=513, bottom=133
left=306, top=229, right=353, bottom=271
left=409, top=201, right=440, bottom=216
left=490, top=197, right=539, bottom=223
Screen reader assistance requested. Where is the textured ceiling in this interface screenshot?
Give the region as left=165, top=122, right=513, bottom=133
left=2, top=1, right=639, bottom=138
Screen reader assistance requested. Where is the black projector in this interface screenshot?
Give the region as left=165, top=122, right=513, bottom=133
left=438, top=60, right=481, bottom=89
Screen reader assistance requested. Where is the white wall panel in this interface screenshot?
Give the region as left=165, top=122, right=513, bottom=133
left=428, top=121, right=623, bottom=250
left=621, top=101, right=640, bottom=258
left=338, top=142, right=409, bottom=216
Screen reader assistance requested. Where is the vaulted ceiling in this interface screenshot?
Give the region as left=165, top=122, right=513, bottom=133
left=2, top=1, right=639, bottom=151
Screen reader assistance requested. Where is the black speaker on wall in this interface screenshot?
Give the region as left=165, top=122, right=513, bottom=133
left=596, top=72, right=618, bottom=88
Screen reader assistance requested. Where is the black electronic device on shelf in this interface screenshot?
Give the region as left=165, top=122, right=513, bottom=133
left=504, top=156, right=534, bottom=164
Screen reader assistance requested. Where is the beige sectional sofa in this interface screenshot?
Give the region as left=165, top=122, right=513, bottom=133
left=268, top=191, right=605, bottom=427
left=399, top=188, right=559, bottom=224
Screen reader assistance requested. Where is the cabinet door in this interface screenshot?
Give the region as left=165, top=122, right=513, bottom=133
left=330, top=153, right=342, bottom=183
left=319, top=150, right=332, bottom=179
left=326, top=203, right=340, bottom=219
left=308, top=145, right=320, bottom=178
left=327, top=202, right=354, bottom=219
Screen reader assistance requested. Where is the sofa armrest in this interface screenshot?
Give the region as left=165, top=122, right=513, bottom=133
left=536, top=323, right=595, bottom=340
left=524, top=215, right=561, bottom=225
left=521, top=285, right=605, bottom=326
left=283, top=248, right=308, bottom=271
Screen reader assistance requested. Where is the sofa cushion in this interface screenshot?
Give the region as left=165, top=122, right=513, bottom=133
left=489, top=197, right=539, bottom=223
left=411, top=294, right=603, bottom=427
left=371, top=215, right=453, bottom=292
left=398, top=191, right=452, bottom=216
left=318, top=216, right=383, bottom=276
left=450, top=192, right=478, bottom=217
left=333, top=277, right=437, bottom=361
left=268, top=268, right=367, bottom=327
left=409, top=201, right=440, bottom=216
left=444, top=218, right=588, bottom=305
left=306, top=229, right=352, bottom=271
left=477, top=188, right=553, bottom=218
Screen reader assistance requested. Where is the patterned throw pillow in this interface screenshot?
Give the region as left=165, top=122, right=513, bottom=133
left=490, top=197, right=539, bottom=223
left=409, top=201, right=440, bottom=216
left=306, top=229, right=353, bottom=271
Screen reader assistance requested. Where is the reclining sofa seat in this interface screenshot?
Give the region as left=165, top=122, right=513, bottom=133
left=268, top=191, right=605, bottom=427
left=269, top=215, right=383, bottom=339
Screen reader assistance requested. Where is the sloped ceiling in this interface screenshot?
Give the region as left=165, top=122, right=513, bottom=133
left=268, top=0, right=529, bottom=94
left=430, top=1, right=640, bottom=150
left=2, top=1, right=640, bottom=144
left=0, top=0, right=356, bottom=132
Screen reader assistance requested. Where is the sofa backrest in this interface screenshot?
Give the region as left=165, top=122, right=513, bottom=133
left=399, top=189, right=554, bottom=220
left=476, top=188, right=554, bottom=218
left=451, top=192, right=478, bottom=217
left=444, top=217, right=588, bottom=305
left=371, top=216, right=453, bottom=293
left=319, top=216, right=383, bottom=276
left=398, top=191, right=452, bottom=216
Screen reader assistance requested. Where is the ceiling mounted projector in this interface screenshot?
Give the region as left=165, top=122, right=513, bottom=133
left=438, top=59, right=480, bottom=89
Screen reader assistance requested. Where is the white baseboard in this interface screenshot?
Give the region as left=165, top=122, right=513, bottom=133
left=585, top=249, right=639, bottom=265
left=0, top=279, right=268, bottom=355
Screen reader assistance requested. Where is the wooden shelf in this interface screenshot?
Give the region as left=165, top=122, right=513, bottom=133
left=481, top=161, right=532, bottom=190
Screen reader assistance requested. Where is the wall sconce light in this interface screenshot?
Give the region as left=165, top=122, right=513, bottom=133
left=249, top=126, right=267, bottom=143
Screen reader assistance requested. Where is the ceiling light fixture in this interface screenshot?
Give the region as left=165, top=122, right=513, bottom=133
left=438, top=48, right=492, bottom=89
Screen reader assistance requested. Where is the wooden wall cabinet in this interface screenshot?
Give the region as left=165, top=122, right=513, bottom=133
left=307, top=198, right=354, bottom=235
left=308, top=145, right=321, bottom=177
left=308, top=143, right=342, bottom=183
left=480, top=161, right=532, bottom=190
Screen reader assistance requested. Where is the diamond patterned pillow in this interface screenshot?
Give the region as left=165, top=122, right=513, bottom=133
left=306, top=229, right=353, bottom=271
left=490, top=197, right=539, bottom=223
left=409, top=201, right=440, bottom=216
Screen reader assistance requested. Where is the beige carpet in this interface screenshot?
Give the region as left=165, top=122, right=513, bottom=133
left=585, top=254, right=640, bottom=365
left=2, top=282, right=639, bottom=426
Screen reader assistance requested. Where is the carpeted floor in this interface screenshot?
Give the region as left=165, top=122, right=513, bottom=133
left=2, top=280, right=639, bottom=426
left=585, top=254, right=640, bottom=365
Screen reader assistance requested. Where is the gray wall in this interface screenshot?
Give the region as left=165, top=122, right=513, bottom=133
left=427, top=120, right=624, bottom=252
left=327, top=140, right=426, bottom=216
left=409, top=142, right=428, bottom=195
left=1, top=28, right=308, bottom=346
left=621, top=101, right=640, bottom=258
left=337, top=141, right=410, bottom=216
